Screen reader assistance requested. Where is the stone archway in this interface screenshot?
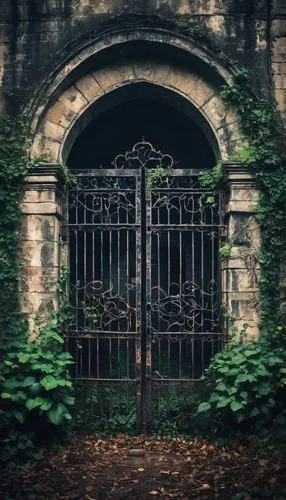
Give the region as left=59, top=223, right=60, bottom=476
left=21, top=33, right=260, bottom=345
left=31, top=57, right=239, bottom=164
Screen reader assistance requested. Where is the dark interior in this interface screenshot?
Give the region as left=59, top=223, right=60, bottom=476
left=67, top=98, right=215, bottom=170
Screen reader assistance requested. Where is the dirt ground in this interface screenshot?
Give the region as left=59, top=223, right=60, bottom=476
left=1, top=434, right=286, bottom=499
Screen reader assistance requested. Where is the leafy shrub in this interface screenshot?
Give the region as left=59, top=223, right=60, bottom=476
left=152, top=386, right=221, bottom=437
left=197, top=330, right=286, bottom=433
left=0, top=323, right=74, bottom=463
left=71, top=381, right=137, bottom=435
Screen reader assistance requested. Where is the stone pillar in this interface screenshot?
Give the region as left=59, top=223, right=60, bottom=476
left=19, top=164, right=65, bottom=335
left=222, top=164, right=260, bottom=341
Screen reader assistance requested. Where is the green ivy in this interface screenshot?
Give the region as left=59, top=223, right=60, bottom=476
left=0, top=116, right=32, bottom=350
left=198, top=161, right=223, bottom=190
left=219, top=68, right=286, bottom=332
left=0, top=323, right=74, bottom=462
left=199, top=69, right=286, bottom=332
left=195, top=69, right=286, bottom=435
left=197, top=328, right=286, bottom=432
left=147, top=167, right=167, bottom=188
left=0, top=116, right=74, bottom=465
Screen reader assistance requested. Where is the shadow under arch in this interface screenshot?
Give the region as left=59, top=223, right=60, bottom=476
left=63, top=82, right=220, bottom=168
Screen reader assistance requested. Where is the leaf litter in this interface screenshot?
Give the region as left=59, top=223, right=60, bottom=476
left=0, top=434, right=285, bottom=499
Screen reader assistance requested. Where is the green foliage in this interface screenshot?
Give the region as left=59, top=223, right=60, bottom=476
left=147, top=168, right=167, bottom=188
left=71, top=382, right=137, bottom=434
left=220, top=68, right=286, bottom=332
left=197, top=330, right=286, bottom=433
left=219, top=242, right=232, bottom=260
left=0, top=323, right=74, bottom=462
left=198, top=161, right=223, bottom=190
left=152, top=390, right=197, bottom=436
left=0, top=116, right=32, bottom=350
left=0, top=116, right=75, bottom=465
left=152, top=387, right=222, bottom=438
left=195, top=70, right=286, bottom=439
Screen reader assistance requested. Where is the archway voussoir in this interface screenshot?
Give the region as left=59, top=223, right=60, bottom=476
left=58, top=86, right=89, bottom=114
left=202, top=95, right=237, bottom=130
left=217, top=121, right=242, bottom=159
left=92, top=62, right=134, bottom=91
left=42, top=120, right=67, bottom=141
left=131, top=59, right=157, bottom=81
left=152, top=63, right=171, bottom=85
left=186, top=77, right=216, bottom=108
left=46, top=100, right=78, bottom=129
left=75, top=73, right=103, bottom=102
left=165, top=66, right=199, bottom=97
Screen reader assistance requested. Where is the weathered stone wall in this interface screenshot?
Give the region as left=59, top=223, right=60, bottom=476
left=0, top=0, right=281, bottom=115
left=271, top=0, right=286, bottom=122
left=0, top=0, right=284, bottom=339
left=19, top=165, right=64, bottom=334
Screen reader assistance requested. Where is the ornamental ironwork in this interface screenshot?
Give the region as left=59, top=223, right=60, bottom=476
left=65, top=141, right=224, bottom=430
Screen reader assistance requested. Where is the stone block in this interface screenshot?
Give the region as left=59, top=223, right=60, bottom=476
left=20, top=240, right=59, bottom=268
left=223, top=268, right=259, bottom=293
left=217, top=121, right=241, bottom=148
left=207, top=15, right=226, bottom=34
left=58, top=85, right=88, bottom=113
left=165, top=66, right=199, bottom=97
left=202, top=95, right=237, bottom=130
left=18, top=267, right=58, bottom=293
left=75, top=73, right=103, bottom=101
left=22, top=189, right=56, bottom=204
left=230, top=299, right=260, bottom=341
left=228, top=215, right=260, bottom=248
left=31, top=134, right=61, bottom=163
left=19, top=292, right=52, bottom=315
left=275, top=74, right=286, bottom=88
left=132, top=59, right=157, bottom=81
left=221, top=254, right=260, bottom=271
left=152, top=63, right=171, bottom=85
left=217, top=127, right=243, bottom=160
left=20, top=201, right=61, bottom=216
left=271, top=19, right=286, bottom=37
left=272, top=62, right=282, bottom=75
left=43, top=120, right=66, bottom=140
left=19, top=292, right=58, bottom=336
left=229, top=186, right=259, bottom=203
left=92, top=62, right=134, bottom=90
left=187, top=77, right=216, bottom=107
left=46, top=100, right=77, bottom=128
left=21, top=214, right=61, bottom=242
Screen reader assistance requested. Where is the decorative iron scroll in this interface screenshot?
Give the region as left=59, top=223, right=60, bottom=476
left=111, top=141, right=174, bottom=169
left=66, top=141, right=224, bottom=385
left=150, top=280, right=220, bottom=335
left=69, top=280, right=136, bottom=333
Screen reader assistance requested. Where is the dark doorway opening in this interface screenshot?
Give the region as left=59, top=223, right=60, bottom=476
left=66, top=96, right=222, bottom=432
left=67, top=97, right=215, bottom=170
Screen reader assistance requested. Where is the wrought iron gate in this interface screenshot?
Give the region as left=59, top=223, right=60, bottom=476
left=65, top=142, right=224, bottom=431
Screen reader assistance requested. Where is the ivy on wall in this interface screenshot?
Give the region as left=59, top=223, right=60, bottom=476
left=219, top=68, right=286, bottom=333
left=0, top=116, right=31, bottom=349
left=0, top=117, right=74, bottom=464
left=0, top=65, right=285, bottom=453
left=199, top=68, right=286, bottom=333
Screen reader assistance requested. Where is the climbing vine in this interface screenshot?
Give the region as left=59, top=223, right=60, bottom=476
left=199, top=69, right=286, bottom=333
left=220, top=68, right=286, bottom=333
left=0, top=115, right=31, bottom=350
left=0, top=116, right=74, bottom=464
